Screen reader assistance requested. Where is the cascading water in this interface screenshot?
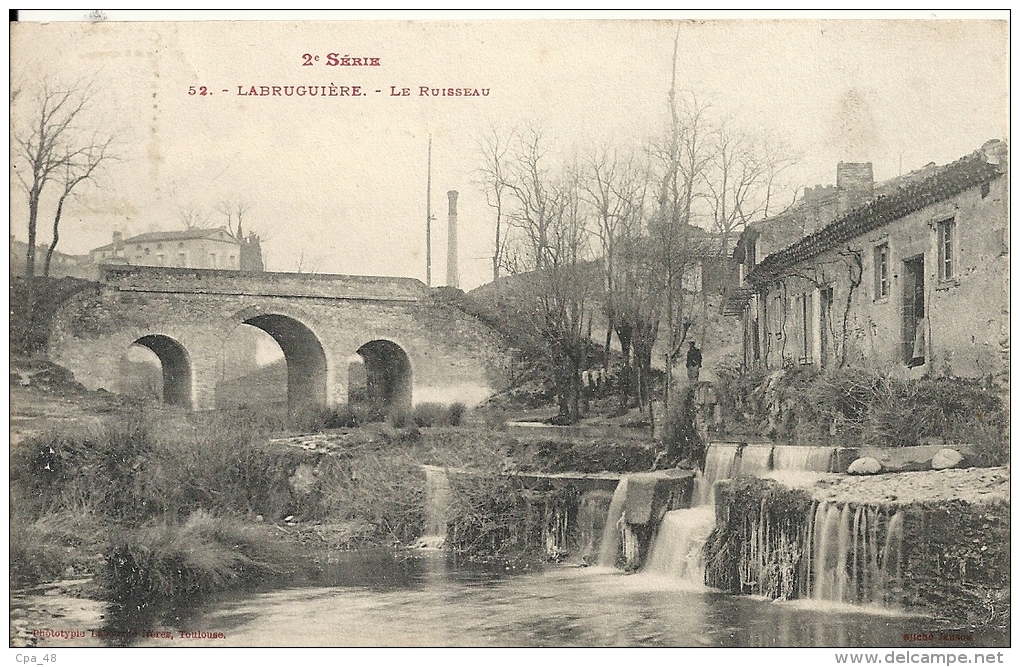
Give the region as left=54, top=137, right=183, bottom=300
left=419, top=466, right=452, bottom=548
left=773, top=446, right=837, bottom=472
left=737, top=445, right=774, bottom=475
left=596, top=478, right=629, bottom=567
left=803, top=500, right=906, bottom=605
left=697, top=444, right=740, bottom=505
left=576, top=490, right=615, bottom=564
left=642, top=505, right=716, bottom=588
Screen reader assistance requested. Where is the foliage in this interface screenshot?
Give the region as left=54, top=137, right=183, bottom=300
left=102, top=510, right=294, bottom=605
left=509, top=438, right=656, bottom=474
left=289, top=403, right=385, bottom=432
left=10, top=410, right=305, bottom=526
left=713, top=367, right=1008, bottom=462
left=445, top=473, right=545, bottom=564
left=409, top=402, right=468, bottom=428
left=703, top=476, right=813, bottom=599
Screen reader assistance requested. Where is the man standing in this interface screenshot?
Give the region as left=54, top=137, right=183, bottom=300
left=686, top=341, right=702, bottom=384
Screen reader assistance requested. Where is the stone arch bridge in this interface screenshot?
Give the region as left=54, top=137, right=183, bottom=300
left=48, top=266, right=508, bottom=412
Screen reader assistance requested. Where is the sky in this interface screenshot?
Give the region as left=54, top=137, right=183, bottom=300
left=9, top=13, right=1009, bottom=291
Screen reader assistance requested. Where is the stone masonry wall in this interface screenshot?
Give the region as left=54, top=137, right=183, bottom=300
left=49, top=270, right=509, bottom=410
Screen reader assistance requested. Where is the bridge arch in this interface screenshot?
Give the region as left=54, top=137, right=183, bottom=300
left=227, top=308, right=329, bottom=413
left=352, top=338, right=413, bottom=414
left=130, top=334, right=193, bottom=409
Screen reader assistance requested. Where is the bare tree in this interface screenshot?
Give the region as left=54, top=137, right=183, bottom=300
left=176, top=205, right=212, bottom=230
left=704, top=123, right=799, bottom=255
left=652, top=33, right=715, bottom=417
left=12, top=79, right=113, bottom=280
left=477, top=125, right=515, bottom=281
left=216, top=197, right=254, bottom=239
left=43, top=136, right=115, bottom=276
left=581, top=144, right=654, bottom=409
left=502, top=129, right=597, bottom=423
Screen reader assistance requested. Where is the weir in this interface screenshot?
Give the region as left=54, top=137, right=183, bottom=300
left=419, top=441, right=905, bottom=610
left=418, top=465, right=453, bottom=548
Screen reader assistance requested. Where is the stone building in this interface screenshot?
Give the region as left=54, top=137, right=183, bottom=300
left=89, top=227, right=243, bottom=270
left=727, top=140, right=1007, bottom=380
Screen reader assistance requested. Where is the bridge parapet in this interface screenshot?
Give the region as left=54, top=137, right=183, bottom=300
left=99, top=265, right=426, bottom=302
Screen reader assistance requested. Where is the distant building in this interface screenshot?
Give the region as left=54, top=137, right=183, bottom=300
left=9, top=236, right=95, bottom=279
left=90, top=227, right=243, bottom=270
left=727, top=140, right=1007, bottom=380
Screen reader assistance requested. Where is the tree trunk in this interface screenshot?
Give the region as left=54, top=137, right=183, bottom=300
left=616, top=321, right=633, bottom=410
left=43, top=192, right=67, bottom=278
left=603, top=311, right=614, bottom=371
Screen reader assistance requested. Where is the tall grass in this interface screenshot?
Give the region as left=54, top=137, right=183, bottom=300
left=103, top=510, right=295, bottom=605
left=713, top=367, right=1008, bottom=463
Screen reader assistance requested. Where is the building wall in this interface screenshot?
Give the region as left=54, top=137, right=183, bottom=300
left=47, top=268, right=510, bottom=410
left=746, top=176, right=1007, bottom=379
left=91, top=232, right=240, bottom=270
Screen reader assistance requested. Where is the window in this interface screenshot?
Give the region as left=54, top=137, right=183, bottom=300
left=874, top=243, right=889, bottom=298
left=937, top=218, right=956, bottom=281
left=210, top=253, right=218, bottom=268
left=156, top=254, right=164, bottom=266
left=177, top=252, right=186, bottom=266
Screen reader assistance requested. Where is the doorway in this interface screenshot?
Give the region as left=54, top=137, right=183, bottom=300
left=901, top=256, right=925, bottom=366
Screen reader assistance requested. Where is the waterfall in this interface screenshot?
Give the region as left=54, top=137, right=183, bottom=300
left=805, top=500, right=906, bottom=606
left=698, top=444, right=739, bottom=505
left=643, top=506, right=716, bottom=588
left=419, top=465, right=452, bottom=548
left=576, top=490, right=615, bottom=564
left=737, top=445, right=774, bottom=475
left=596, top=478, right=629, bottom=567
left=773, top=446, right=836, bottom=472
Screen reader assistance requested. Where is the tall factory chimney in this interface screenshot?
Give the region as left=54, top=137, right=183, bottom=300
left=446, top=190, right=459, bottom=288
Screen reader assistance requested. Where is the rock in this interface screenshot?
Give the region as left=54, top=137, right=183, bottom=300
left=858, top=445, right=944, bottom=472
left=932, top=448, right=964, bottom=470
left=847, top=457, right=882, bottom=475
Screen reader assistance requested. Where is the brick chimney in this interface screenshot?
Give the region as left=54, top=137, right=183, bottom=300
left=446, top=190, right=459, bottom=289
left=112, top=230, right=123, bottom=246
left=836, top=162, right=874, bottom=215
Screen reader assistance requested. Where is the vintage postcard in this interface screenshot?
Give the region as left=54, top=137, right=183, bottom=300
left=9, top=11, right=1009, bottom=656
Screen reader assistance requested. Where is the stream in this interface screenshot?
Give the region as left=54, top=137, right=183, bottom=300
left=111, top=550, right=1000, bottom=648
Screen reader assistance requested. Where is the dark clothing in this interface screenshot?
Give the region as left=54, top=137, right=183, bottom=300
left=686, top=347, right=702, bottom=368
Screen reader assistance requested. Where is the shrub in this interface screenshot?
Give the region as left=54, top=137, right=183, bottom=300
left=407, top=402, right=470, bottom=428
left=445, top=473, right=545, bottom=563
left=713, top=367, right=1008, bottom=459
left=447, top=402, right=467, bottom=426
left=311, top=450, right=426, bottom=546
left=102, top=510, right=294, bottom=605
left=411, top=402, right=446, bottom=427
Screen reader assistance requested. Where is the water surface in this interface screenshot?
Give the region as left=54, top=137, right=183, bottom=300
left=129, top=550, right=1003, bottom=648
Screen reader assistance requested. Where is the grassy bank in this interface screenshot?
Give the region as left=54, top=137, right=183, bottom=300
left=713, top=365, right=1009, bottom=464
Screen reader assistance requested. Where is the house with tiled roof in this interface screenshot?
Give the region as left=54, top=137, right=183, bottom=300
left=89, top=227, right=242, bottom=270
left=727, top=140, right=1007, bottom=380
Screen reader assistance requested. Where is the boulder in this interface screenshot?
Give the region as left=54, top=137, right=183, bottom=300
left=847, top=457, right=882, bottom=475
left=931, top=448, right=965, bottom=470
left=858, top=445, right=939, bottom=472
